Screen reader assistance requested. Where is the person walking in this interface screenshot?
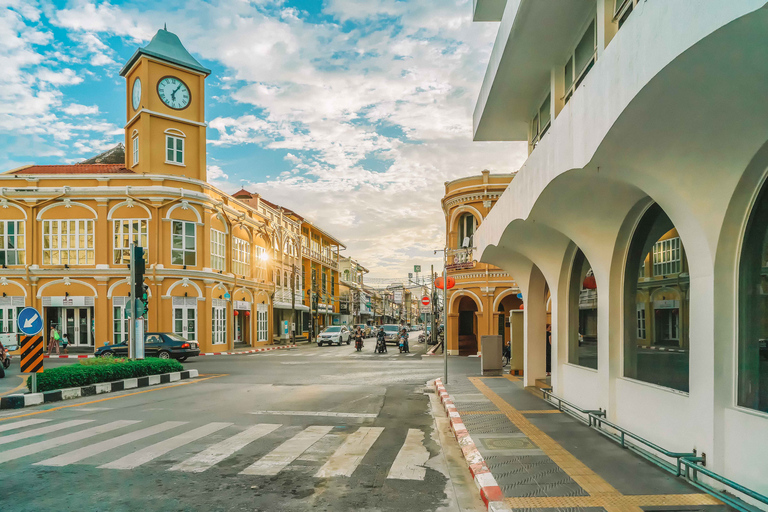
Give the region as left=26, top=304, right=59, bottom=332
left=48, top=326, right=60, bottom=355
left=61, top=333, right=69, bottom=355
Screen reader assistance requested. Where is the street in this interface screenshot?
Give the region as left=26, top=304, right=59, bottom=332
left=0, top=333, right=484, bottom=512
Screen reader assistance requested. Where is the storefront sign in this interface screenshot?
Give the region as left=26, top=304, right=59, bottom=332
left=234, top=300, right=252, bottom=311
left=653, top=300, right=679, bottom=310
left=47, top=296, right=91, bottom=307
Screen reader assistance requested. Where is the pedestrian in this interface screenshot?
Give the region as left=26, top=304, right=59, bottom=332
left=48, top=326, right=60, bottom=355
left=61, top=333, right=69, bottom=355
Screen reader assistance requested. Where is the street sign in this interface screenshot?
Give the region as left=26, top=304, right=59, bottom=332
left=20, top=335, right=44, bottom=373
left=17, top=307, right=43, bottom=336
left=414, top=265, right=421, bottom=273
left=224, top=292, right=231, bottom=300
left=421, top=296, right=430, bottom=306
left=446, top=262, right=474, bottom=271
left=420, top=305, right=430, bottom=313
left=408, top=273, right=413, bottom=279
left=394, top=290, right=403, bottom=304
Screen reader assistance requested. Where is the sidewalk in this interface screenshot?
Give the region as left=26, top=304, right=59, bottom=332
left=439, top=359, right=731, bottom=512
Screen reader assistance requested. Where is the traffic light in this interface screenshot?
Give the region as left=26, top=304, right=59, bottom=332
left=132, top=246, right=147, bottom=317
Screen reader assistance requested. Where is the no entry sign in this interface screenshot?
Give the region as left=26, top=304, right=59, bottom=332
left=421, top=296, right=430, bottom=306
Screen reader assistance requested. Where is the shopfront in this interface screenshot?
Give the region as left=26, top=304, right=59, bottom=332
left=43, top=296, right=95, bottom=347
left=233, top=300, right=251, bottom=344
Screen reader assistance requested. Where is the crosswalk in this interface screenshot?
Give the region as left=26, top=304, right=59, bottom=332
left=0, top=417, right=430, bottom=480
left=257, top=350, right=422, bottom=359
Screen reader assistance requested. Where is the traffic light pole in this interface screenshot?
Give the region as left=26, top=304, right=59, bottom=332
left=129, top=245, right=136, bottom=360
left=129, top=243, right=146, bottom=359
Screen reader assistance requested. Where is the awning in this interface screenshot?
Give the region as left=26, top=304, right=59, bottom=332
left=274, top=302, right=309, bottom=311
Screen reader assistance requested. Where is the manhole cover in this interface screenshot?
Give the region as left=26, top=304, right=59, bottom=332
left=480, top=437, right=538, bottom=451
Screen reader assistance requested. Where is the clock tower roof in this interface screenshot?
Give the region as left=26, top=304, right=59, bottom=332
left=120, top=28, right=211, bottom=77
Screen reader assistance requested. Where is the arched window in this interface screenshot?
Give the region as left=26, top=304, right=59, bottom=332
left=569, top=249, right=597, bottom=369
left=457, top=213, right=476, bottom=248
left=284, top=271, right=289, bottom=289
left=624, top=204, right=689, bottom=392
left=739, top=180, right=768, bottom=412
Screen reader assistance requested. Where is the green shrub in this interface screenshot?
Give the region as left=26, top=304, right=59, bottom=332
left=79, top=356, right=130, bottom=366
left=30, top=359, right=184, bottom=393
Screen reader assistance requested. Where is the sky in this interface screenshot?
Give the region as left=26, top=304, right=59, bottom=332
left=0, top=0, right=527, bottom=279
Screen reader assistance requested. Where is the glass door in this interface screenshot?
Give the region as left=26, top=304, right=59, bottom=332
left=173, top=306, right=196, bottom=341
left=78, top=308, right=90, bottom=346
left=64, top=308, right=76, bottom=346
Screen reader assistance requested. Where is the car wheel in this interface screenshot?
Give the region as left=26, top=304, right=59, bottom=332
left=158, top=350, right=171, bottom=359
left=101, top=350, right=114, bottom=357
left=317, top=342, right=323, bottom=347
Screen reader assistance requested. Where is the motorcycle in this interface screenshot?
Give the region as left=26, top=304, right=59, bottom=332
left=0, top=344, right=12, bottom=378
left=418, top=333, right=426, bottom=343
left=355, top=336, right=363, bottom=352
left=398, top=333, right=409, bottom=354
left=375, top=331, right=387, bottom=353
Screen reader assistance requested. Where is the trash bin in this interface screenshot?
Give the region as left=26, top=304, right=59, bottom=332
left=481, top=335, right=503, bottom=376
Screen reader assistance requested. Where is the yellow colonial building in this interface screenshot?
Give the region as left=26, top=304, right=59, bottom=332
left=441, top=170, right=522, bottom=361
left=0, top=29, right=321, bottom=353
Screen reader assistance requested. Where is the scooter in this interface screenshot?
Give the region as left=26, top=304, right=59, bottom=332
left=418, top=333, right=426, bottom=343
left=0, top=344, right=12, bottom=378
left=399, top=335, right=409, bottom=354
left=355, top=337, right=363, bottom=352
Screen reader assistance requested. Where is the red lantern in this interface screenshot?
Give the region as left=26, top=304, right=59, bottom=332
left=234, top=311, right=239, bottom=316
left=245, top=311, right=250, bottom=317
left=519, top=304, right=524, bottom=310
left=582, top=275, right=597, bottom=290
left=435, top=277, right=456, bottom=290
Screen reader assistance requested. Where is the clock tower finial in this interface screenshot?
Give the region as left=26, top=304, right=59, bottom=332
left=120, top=28, right=211, bottom=182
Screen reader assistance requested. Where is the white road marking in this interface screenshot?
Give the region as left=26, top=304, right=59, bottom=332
left=387, top=428, right=429, bottom=480
left=100, top=422, right=232, bottom=470
left=73, top=407, right=113, bottom=412
left=169, top=423, right=281, bottom=473
left=315, top=426, right=384, bottom=478
left=249, top=410, right=378, bottom=418
left=34, top=421, right=186, bottom=467
left=240, top=425, right=333, bottom=476
left=0, top=418, right=51, bottom=434
left=0, top=420, right=139, bottom=465
left=0, top=419, right=93, bottom=446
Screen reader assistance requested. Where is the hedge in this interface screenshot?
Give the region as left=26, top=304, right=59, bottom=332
left=29, top=359, right=184, bottom=393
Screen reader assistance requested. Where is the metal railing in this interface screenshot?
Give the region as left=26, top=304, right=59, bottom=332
left=539, top=388, right=768, bottom=512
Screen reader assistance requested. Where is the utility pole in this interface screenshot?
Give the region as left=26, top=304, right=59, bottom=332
left=443, top=252, right=448, bottom=385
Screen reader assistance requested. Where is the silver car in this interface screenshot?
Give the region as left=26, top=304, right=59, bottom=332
left=317, top=326, right=351, bottom=346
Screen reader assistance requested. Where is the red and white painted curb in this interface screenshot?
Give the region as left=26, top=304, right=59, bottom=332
left=42, top=344, right=297, bottom=359
left=200, top=344, right=297, bottom=356
left=434, top=378, right=511, bottom=512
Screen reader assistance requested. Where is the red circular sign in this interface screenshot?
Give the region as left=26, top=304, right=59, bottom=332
left=421, top=296, right=430, bottom=306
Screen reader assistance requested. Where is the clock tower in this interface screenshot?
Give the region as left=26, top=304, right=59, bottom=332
left=120, top=28, right=211, bottom=181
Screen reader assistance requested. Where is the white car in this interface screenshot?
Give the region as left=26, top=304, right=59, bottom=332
left=381, top=324, right=401, bottom=345
left=317, top=326, right=351, bottom=346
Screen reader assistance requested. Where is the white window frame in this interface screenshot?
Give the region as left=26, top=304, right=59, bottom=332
left=211, top=229, right=226, bottom=272
left=212, top=299, right=227, bottom=345
left=564, top=17, right=597, bottom=104
left=165, top=134, right=185, bottom=166
left=256, top=303, right=268, bottom=342
left=614, top=0, right=640, bottom=27
left=0, top=306, right=19, bottom=335
left=132, top=135, right=139, bottom=167
left=653, top=237, right=681, bottom=277
left=173, top=298, right=197, bottom=341
left=113, top=219, right=148, bottom=265
left=458, top=213, right=475, bottom=248
left=171, top=220, right=196, bottom=266
left=0, top=220, right=25, bottom=266
left=42, top=219, right=95, bottom=266
left=636, top=303, right=646, bottom=339
left=233, top=237, right=250, bottom=277
left=530, top=93, right=551, bottom=148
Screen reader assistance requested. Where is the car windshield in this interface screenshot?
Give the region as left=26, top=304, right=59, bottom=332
left=383, top=325, right=399, bottom=332
left=323, top=327, right=341, bottom=333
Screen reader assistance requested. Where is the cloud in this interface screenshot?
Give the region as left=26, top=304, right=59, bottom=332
left=61, top=103, right=100, bottom=115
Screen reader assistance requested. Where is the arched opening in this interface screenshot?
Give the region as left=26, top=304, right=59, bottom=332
left=624, top=203, right=690, bottom=392
left=569, top=249, right=598, bottom=369
left=456, top=212, right=476, bottom=249
left=738, top=178, right=768, bottom=412
left=457, top=295, right=479, bottom=356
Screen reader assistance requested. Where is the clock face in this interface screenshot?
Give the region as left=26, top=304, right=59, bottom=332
left=132, top=78, right=141, bottom=110
left=157, top=76, right=190, bottom=110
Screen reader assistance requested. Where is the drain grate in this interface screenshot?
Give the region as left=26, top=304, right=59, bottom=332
left=462, top=413, right=519, bottom=434
left=485, top=454, right=589, bottom=498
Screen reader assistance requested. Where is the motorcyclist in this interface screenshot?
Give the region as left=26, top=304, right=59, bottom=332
left=399, top=328, right=409, bottom=354
left=376, top=327, right=387, bottom=353
left=354, top=327, right=364, bottom=352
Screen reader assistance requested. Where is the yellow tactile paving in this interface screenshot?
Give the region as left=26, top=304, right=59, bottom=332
left=457, top=410, right=503, bottom=415
left=471, top=377, right=722, bottom=511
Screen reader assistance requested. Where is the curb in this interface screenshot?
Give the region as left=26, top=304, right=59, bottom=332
left=434, top=378, right=511, bottom=512
left=200, top=344, right=296, bottom=356
left=0, top=369, right=199, bottom=410
left=42, top=344, right=298, bottom=359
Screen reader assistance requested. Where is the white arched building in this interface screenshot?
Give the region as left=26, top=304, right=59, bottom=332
left=471, top=0, right=768, bottom=503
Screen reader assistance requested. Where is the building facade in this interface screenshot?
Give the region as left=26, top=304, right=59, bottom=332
left=441, top=170, right=520, bottom=357
left=300, top=223, right=343, bottom=337
left=339, top=257, right=370, bottom=326
left=471, top=0, right=768, bottom=499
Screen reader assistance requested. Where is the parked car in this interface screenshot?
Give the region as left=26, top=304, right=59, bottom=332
left=317, top=326, right=351, bottom=346
left=95, top=332, right=200, bottom=361
left=381, top=324, right=401, bottom=345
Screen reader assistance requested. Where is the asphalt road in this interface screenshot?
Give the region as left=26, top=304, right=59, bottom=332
left=0, top=332, right=484, bottom=512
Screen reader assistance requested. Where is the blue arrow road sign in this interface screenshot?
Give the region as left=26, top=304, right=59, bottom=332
left=18, top=307, right=43, bottom=336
